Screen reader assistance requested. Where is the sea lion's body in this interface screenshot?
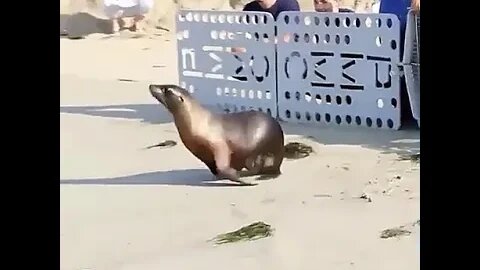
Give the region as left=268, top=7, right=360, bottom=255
left=149, top=84, right=285, bottom=185
left=181, top=110, right=285, bottom=175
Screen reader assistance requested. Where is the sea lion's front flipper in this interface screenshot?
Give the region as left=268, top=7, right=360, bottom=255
left=214, top=145, right=256, bottom=186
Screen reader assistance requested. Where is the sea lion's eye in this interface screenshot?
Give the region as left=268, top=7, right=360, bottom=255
left=179, top=96, right=184, bottom=102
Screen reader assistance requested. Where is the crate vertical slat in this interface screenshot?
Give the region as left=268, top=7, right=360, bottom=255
left=403, top=10, right=420, bottom=127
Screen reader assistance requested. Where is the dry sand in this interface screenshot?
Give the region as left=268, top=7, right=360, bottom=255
left=60, top=2, right=419, bottom=270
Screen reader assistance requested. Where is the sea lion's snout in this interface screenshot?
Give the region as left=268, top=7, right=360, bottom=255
left=149, top=84, right=168, bottom=105
left=149, top=84, right=164, bottom=96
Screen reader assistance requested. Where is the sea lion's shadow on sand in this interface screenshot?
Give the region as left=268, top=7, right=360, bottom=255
left=60, top=169, right=255, bottom=187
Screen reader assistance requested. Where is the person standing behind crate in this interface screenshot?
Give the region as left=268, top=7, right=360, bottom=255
left=313, top=0, right=354, bottom=13
left=242, top=0, right=300, bottom=20
left=313, top=0, right=336, bottom=12
left=103, top=0, right=154, bottom=33
left=243, top=0, right=300, bottom=42
left=231, top=1, right=300, bottom=54
left=379, top=0, right=410, bottom=55
left=314, top=0, right=350, bottom=12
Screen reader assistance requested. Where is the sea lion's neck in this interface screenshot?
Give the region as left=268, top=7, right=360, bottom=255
left=172, top=102, right=211, bottom=136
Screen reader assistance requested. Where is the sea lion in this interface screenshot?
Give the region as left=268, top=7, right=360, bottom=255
left=149, top=84, right=285, bottom=185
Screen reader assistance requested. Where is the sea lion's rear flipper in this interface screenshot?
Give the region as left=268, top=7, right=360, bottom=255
left=242, top=155, right=265, bottom=176
left=244, top=154, right=281, bottom=180
left=255, top=172, right=281, bottom=181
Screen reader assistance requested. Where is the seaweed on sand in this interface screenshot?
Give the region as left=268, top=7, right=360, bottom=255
left=380, top=227, right=412, bottom=239
left=284, top=142, right=314, bottom=159
left=144, top=140, right=177, bottom=149
left=380, top=219, right=420, bottom=239
left=211, top=222, right=274, bottom=245
left=398, top=153, right=420, bottom=163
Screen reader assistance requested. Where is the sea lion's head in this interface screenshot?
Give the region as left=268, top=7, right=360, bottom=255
left=149, top=84, right=192, bottom=114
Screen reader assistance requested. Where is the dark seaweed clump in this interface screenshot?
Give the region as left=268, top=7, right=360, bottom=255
left=284, top=142, right=313, bottom=159
left=398, top=153, right=420, bottom=163
left=144, top=140, right=177, bottom=149
left=211, top=221, right=274, bottom=245
left=380, top=220, right=419, bottom=239
left=380, top=227, right=412, bottom=239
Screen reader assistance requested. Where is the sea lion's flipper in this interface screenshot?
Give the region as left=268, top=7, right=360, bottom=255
left=244, top=153, right=281, bottom=179
left=243, top=154, right=281, bottom=181
left=255, top=171, right=281, bottom=181
left=242, top=155, right=265, bottom=176
left=214, top=145, right=255, bottom=186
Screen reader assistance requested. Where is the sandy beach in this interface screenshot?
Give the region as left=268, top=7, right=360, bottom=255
left=60, top=2, right=420, bottom=269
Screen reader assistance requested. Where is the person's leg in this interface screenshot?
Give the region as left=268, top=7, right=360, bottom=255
left=130, top=0, right=153, bottom=31
left=128, top=14, right=145, bottom=31
left=104, top=4, right=125, bottom=32
left=120, top=1, right=151, bottom=32
left=117, top=17, right=127, bottom=30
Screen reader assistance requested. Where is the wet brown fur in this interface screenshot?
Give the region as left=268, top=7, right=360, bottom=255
left=149, top=84, right=285, bottom=185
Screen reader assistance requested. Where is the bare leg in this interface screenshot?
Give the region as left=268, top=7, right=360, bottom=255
left=214, top=146, right=255, bottom=186
left=128, top=15, right=145, bottom=31
left=116, top=18, right=126, bottom=30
